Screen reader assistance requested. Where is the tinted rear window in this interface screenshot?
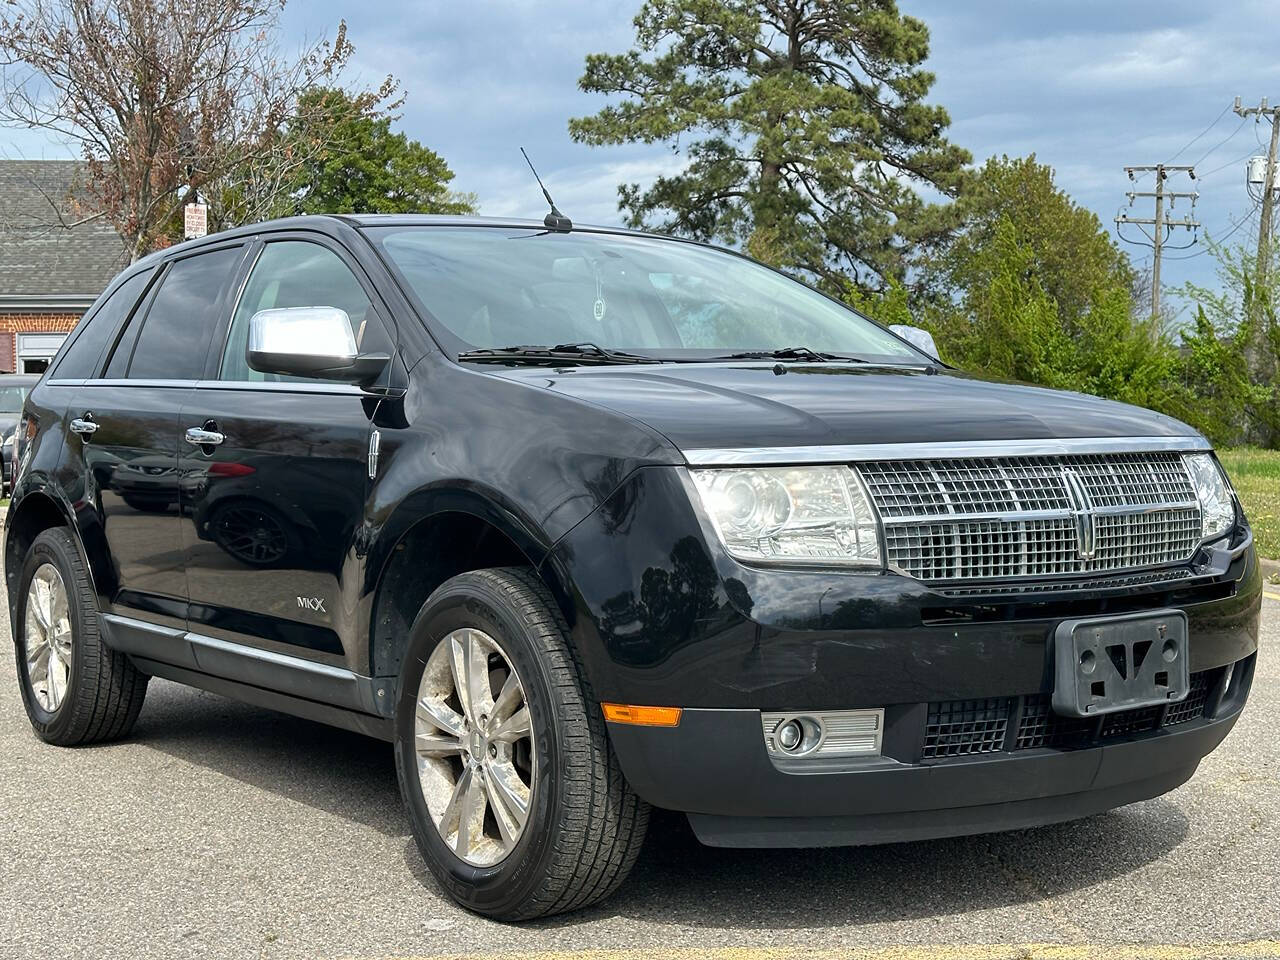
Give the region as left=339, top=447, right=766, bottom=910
left=126, top=247, right=242, bottom=380
left=53, top=270, right=152, bottom=379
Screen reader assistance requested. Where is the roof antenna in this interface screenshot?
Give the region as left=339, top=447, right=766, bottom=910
left=520, top=147, right=572, bottom=232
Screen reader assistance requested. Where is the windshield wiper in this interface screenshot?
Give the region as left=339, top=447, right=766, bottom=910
left=457, top=342, right=663, bottom=366
left=709, top=347, right=866, bottom=363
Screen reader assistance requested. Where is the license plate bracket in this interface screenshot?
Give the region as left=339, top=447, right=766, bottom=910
left=1052, top=609, right=1190, bottom=718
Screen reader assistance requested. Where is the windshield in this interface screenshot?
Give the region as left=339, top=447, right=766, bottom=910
left=370, top=226, right=923, bottom=363
left=0, top=385, right=28, bottom=414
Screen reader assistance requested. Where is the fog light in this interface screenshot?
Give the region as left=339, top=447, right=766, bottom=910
left=762, top=709, right=884, bottom=760
left=777, top=719, right=803, bottom=751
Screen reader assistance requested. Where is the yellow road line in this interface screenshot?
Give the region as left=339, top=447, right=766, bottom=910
left=1263, top=590, right=1280, bottom=601
left=365, top=941, right=1280, bottom=960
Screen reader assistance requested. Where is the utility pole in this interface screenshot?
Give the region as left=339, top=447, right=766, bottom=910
left=1115, top=164, right=1199, bottom=338
left=1235, top=96, right=1280, bottom=291
left=1234, top=96, right=1280, bottom=410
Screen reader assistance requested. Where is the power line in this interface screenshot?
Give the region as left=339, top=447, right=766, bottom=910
left=1167, top=102, right=1232, bottom=164
left=1190, top=116, right=1248, bottom=169
left=1197, top=148, right=1258, bottom=181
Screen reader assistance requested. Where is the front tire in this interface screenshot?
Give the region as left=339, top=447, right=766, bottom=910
left=14, top=527, right=148, bottom=745
left=394, top=567, right=649, bottom=920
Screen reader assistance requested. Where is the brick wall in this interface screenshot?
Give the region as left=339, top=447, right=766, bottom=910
left=0, top=313, right=82, bottom=373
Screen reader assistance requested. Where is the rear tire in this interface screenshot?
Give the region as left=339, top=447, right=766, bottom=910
left=13, top=527, right=148, bottom=745
left=394, top=567, right=649, bottom=920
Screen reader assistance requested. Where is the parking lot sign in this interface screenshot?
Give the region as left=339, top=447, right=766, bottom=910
left=184, top=202, right=208, bottom=239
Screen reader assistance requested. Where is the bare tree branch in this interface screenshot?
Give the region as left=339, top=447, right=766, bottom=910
left=0, top=0, right=393, bottom=260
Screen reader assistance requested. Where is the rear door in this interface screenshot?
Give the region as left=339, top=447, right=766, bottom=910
left=43, top=267, right=158, bottom=589
left=178, top=235, right=393, bottom=664
left=74, top=244, right=247, bottom=630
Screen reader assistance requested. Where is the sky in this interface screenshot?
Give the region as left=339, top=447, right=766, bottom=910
left=5, top=0, right=1279, bottom=319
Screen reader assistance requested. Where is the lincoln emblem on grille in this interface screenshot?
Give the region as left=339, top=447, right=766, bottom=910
left=1060, top=468, right=1097, bottom=559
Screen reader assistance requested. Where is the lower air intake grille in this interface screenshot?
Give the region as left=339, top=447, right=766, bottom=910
left=921, top=697, right=1013, bottom=759
left=926, top=669, right=1219, bottom=761
left=1014, top=695, right=1094, bottom=750
left=1165, top=668, right=1218, bottom=725
left=1099, top=705, right=1163, bottom=738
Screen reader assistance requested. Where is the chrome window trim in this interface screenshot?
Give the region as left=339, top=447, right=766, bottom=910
left=193, top=379, right=364, bottom=395
left=683, top=436, right=1212, bottom=466
left=73, top=377, right=362, bottom=395
left=79, top=378, right=199, bottom=389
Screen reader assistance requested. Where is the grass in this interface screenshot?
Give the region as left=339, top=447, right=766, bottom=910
left=1218, top=448, right=1280, bottom=561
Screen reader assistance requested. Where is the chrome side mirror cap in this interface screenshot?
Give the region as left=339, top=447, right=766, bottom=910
left=889, top=324, right=940, bottom=361
left=247, top=306, right=388, bottom=385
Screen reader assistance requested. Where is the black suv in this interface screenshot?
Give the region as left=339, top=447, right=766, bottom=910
left=6, top=216, right=1260, bottom=920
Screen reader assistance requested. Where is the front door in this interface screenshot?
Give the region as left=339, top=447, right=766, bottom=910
left=179, top=237, right=393, bottom=664
left=78, top=244, right=246, bottom=630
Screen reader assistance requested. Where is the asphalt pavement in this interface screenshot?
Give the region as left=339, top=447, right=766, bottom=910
left=1, top=589, right=1278, bottom=960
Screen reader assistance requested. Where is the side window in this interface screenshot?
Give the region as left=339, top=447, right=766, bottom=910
left=220, top=240, right=391, bottom=382
left=52, top=270, right=151, bottom=379
left=106, top=246, right=242, bottom=381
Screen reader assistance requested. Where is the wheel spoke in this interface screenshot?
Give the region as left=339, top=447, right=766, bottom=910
left=415, top=731, right=464, bottom=757
left=488, top=671, right=523, bottom=730
left=491, top=706, right=530, bottom=743
left=464, top=630, right=493, bottom=719
left=29, top=581, right=50, bottom=632
left=455, top=766, right=487, bottom=859
left=448, top=633, right=473, bottom=723
left=51, top=587, right=69, bottom=635
left=485, top=760, right=530, bottom=847
left=416, top=696, right=466, bottom=738
left=47, top=653, right=67, bottom=710
left=52, top=633, right=73, bottom=666
left=26, top=642, right=49, bottom=683
left=439, top=764, right=472, bottom=840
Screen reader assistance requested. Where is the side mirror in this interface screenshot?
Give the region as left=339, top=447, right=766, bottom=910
left=889, top=324, right=940, bottom=361
left=247, top=307, right=389, bottom=385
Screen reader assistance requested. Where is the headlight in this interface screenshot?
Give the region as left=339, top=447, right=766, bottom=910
left=1183, top=453, right=1235, bottom=541
left=689, top=466, right=882, bottom=566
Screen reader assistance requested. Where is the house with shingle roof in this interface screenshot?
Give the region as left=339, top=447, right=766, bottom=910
left=0, top=159, right=127, bottom=372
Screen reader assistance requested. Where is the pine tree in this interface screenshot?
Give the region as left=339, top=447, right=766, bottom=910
left=569, top=0, right=969, bottom=289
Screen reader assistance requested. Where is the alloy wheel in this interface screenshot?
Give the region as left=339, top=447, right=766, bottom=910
left=413, top=627, right=536, bottom=867
left=24, top=563, right=73, bottom=713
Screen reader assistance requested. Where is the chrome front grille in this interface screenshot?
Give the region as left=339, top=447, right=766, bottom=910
left=856, top=452, right=1202, bottom=583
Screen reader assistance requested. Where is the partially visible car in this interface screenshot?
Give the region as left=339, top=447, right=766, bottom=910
left=0, top=374, right=39, bottom=497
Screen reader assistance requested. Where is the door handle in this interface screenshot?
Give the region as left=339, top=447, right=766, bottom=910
left=70, top=416, right=98, bottom=437
left=184, top=426, right=225, bottom=447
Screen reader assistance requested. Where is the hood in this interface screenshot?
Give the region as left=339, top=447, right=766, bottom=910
left=492, top=362, right=1197, bottom=453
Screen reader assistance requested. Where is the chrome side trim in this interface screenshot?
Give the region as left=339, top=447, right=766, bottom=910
left=74, top=378, right=363, bottom=395
left=683, top=436, right=1212, bottom=466
left=79, top=378, right=198, bottom=389
left=194, top=379, right=364, bottom=395
left=100, top=614, right=382, bottom=714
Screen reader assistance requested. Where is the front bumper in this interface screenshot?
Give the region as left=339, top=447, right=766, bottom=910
left=549, top=465, right=1262, bottom=847
left=607, top=654, right=1253, bottom=846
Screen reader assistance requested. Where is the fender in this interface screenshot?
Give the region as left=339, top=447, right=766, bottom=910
left=364, top=480, right=554, bottom=598
left=5, top=481, right=106, bottom=632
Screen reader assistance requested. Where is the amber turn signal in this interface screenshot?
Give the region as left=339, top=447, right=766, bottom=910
left=601, top=703, right=682, bottom=727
